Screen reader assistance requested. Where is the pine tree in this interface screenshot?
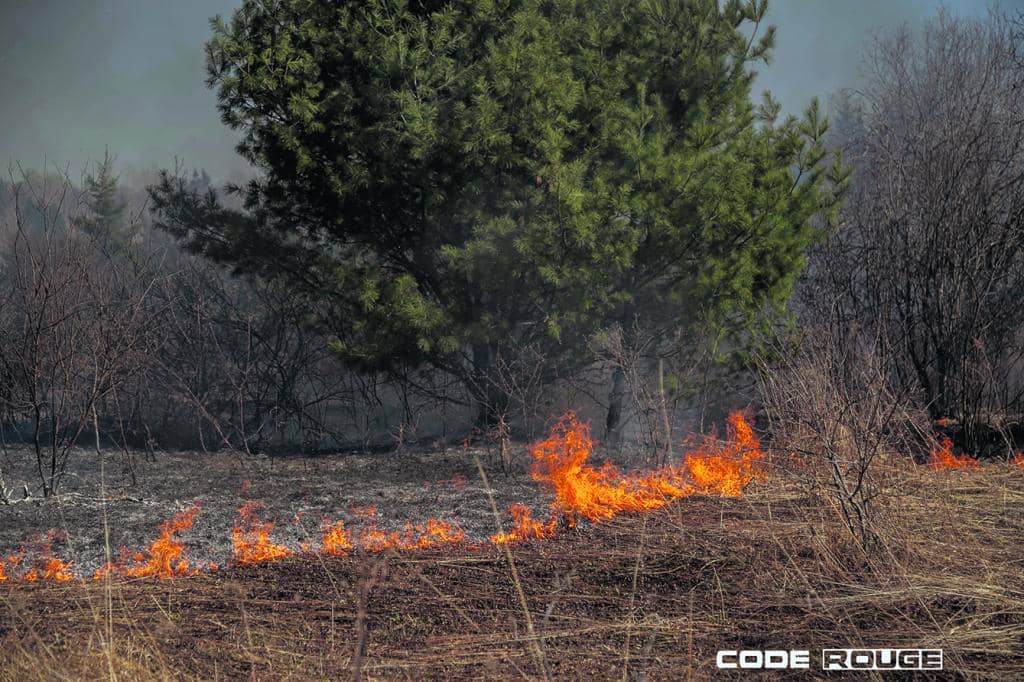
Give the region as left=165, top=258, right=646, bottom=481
left=80, top=150, right=128, bottom=248
left=151, top=0, right=847, bottom=424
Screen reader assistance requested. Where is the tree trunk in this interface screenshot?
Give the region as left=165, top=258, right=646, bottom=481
left=470, top=343, right=508, bottom=427
left=605, top=366, right=626, bottom=448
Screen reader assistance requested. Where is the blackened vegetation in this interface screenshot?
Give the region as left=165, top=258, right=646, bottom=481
left=1, top=463, right=1021, bottom=679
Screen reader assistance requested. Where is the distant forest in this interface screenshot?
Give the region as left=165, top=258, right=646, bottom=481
left=2, top=3, right=1024, bottom=501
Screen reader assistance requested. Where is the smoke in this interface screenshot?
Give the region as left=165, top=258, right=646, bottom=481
left=0, top=0, right=247, bottom=182
left=0, top=0, right=1000, bottom=180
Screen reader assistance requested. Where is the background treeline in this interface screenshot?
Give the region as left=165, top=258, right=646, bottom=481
left=3, top=6, right=1024, bottom=506
left=0, top=161, right=379, bottom=495
left=0, top=157, right=748, bottom=496
left=760, top=11, right=1024, bottom=545
left=780, top=11, right=1024, bottom=458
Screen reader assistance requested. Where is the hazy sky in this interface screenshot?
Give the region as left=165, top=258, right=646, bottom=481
left=0, top=0, right=1004, bottom=181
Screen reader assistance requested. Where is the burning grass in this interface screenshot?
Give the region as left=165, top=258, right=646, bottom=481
left=94, top=505, right=208, bottom=580
left=232, top=501, right=296, bottom=565
left=0, top=411, right=767, bottom=582
left=527, top=410, right=762, bottom=525
left=0, top=531, right=74, bottom=584
left=1, top=412, right=1023, bottom=678
left=1, top=456, right=1021, bottom=679
left=928, top=436, right=983, bottom=470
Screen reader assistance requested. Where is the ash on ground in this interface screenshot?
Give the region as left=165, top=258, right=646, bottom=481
left=0, top=443, right=552, bottom=575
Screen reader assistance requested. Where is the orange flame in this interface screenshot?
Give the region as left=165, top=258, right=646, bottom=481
left=1, top=411, right=766, bottom=577
left=526, top=411, right=762, bottom=525
left=2, top=531, right=74, bottom=583
left=491, top=504, right=558, bottom=544
left=529, top=413, right=673, bottom=523
left=928, top=437, right=979, bottom=470
left=1011, top=453, right=1024, bottom=470
left=322, top=519, right=354, bottom=556
left=232, top=501, right=294, bottom=565
left=0, top=554, right=22, bottom=584
left=42, top=558, right=73, bottom=582
left=21, top=560, right=74, bottom=583
left=4, top=554, right=22, bottom=582
left=403, top=518, right=466, bottom=549
left=126, top=505, right=200, bottom=578
left=353, top=514, right=466, bottom=552
left=320, top=505, right=466, bottom=553
left=684, top=411, right=763, bottom=497
left=92, top=505, right=203, bottom=581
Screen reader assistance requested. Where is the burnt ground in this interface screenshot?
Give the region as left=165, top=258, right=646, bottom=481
left=1, top=447, right=1023, bottom=679
left=0, top=442, right=550, bottom=576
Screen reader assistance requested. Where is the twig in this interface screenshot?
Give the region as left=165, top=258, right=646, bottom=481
left=475, top=455, right=550, bottom=681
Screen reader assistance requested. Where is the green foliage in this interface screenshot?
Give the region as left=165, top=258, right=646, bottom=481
left=79, top=151, right=130, bottom=248
left=150, top=0, right=846, bottom=413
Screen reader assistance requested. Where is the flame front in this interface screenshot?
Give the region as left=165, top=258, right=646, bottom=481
left=928, top=437, right=980, bottom=470
left=2, top=531, right=73, bottom=583
left=355, top=513, right=466, bottom=552
left=1, top=410, right=768, bottom=583
left=93, top=505, right=204, bottom=580
left=321, top=514, right=465, bottom=554
left=491, top=504, right=557, bottom=544
left=127, top=505, right=200, bottom=578
left=2, top=554, right=21, bottom=584
left=528, top=411, right=763, bottom=525
left=42, top=558, right=73, bottom=582
left=5, top=555, right=72, bottom=583
left=684, top=411, right=763, bottom=496
left=322, top=519, right=354, bottom=555
left=232, top=501, right=294, bottom=564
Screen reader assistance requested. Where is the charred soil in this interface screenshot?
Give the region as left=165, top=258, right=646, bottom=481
left=1, top=455, right=1022, bottom=679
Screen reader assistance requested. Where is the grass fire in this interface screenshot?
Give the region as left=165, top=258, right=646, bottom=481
left=3, top=411, right=1023, bottom=679
left=3, top=0, right=1024, bottom=679
left=1, top=411, right=767, bottom=582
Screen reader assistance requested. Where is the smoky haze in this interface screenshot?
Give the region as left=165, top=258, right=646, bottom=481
left=0, top=0, right=998, bottom=179
left=0, top=0, right=243, bottom=180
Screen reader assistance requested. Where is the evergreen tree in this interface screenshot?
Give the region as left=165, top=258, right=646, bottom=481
left=80, top=150, right=128, bottom=248
left=151, top=0, right=847, bottom=424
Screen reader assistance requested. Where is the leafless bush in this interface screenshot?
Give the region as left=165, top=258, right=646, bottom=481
left=490, top=344, right=549, bottom=438
left=592, top=324, right=670, bottom=462
left=145, top=256, right=344, bottom=452
left=758, top=318, right=930, bottom=549
left=0, top=162, right=426, bottom=491
left=0, top=165, right=162, bottom=494
left=803, top=10, right=1024, bottom=453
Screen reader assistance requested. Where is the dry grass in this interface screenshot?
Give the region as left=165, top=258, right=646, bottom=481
left=1, top=455, right=1021, bottom=680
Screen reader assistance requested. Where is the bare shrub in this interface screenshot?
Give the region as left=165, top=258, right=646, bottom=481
left=0, top=166, right=162, bottom=495
left=490, top=343, right=551, bottom=442
left=592, top=324, right=672, bottom=462
left=758, top=319, right=931, bottom=549
left=804, top=10, right=1024, bottom=453
left=148, top=256, right=337, bottom=452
